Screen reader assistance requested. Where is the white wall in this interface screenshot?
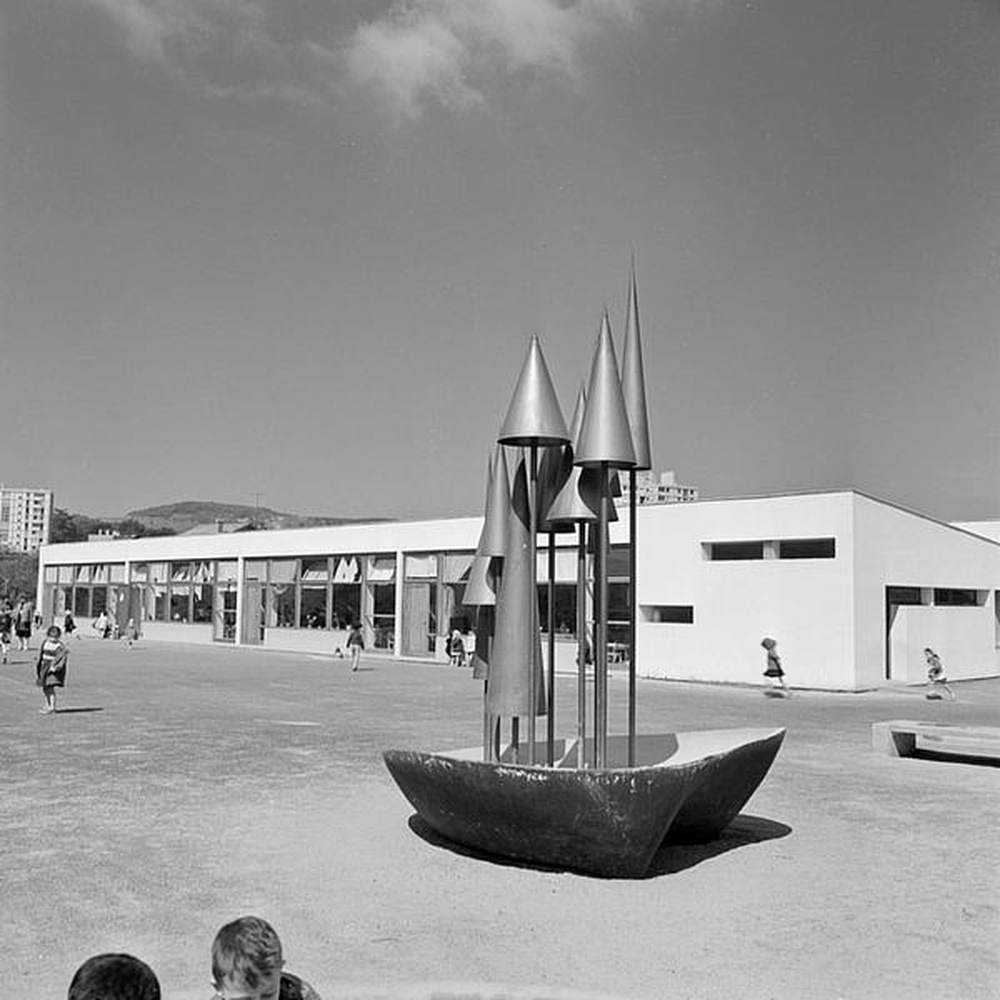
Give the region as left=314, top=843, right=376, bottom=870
left=634, top=494, right=857, bottom=689
left=140, top=622, right=214, bottom=645
left=262, top=627, right=352, bottom=656
left=853, top=495, right=1000, bottom=684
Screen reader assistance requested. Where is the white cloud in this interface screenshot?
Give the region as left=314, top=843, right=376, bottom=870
left=79, top=0, right=654, bottom=116
left=346, top=0, right=643, bottom=120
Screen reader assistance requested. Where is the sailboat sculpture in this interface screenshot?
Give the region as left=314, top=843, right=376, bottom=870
left=384, top=289, right=784, bottom=879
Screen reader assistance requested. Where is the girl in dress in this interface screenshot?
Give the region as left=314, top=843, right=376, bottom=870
left=36, top=624, right=69, bottom=714
left=761, top=637, right=789, bottom=696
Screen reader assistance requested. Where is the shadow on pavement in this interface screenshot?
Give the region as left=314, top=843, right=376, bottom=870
left=407, top=812, right=791, bottom=879
left=649, top=814, right=792, bottom=875
left=53, top=707, right=105, bottom=714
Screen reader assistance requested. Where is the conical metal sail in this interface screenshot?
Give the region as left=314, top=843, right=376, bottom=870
left=487, top=452, right=546, bottom=719
left=498, top=335, right=569, bottom=447
left=574, top=311, right=637, bottom=469
left=621, top=260, right=652, bottom=471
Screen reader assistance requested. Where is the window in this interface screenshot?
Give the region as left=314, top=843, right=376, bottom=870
left=300, top=586, right=327, bottom=628
left=778, top=538, right=836, bottom=559
left=706, top=541, right=765, bottom=561
left=216, top=561, right=238, bottom=584
left=536, top=583, right=577, bottom=635
left=91, top=588, right=108, bottom=616
left=300, top=557, right=329, bottom=582
left=642, top=605, right=694, bottom=624
left=933, top=588, right=982, bottom=607
left=405, top=553, right=438, bottom=579
left=371, top=583, right=396, bottom=649
left=244, top=560, right=266, bottom=582
left=146, top=584, right=167, bottom=622
left=332, top=584, right=360, bottom=629
left=268, top=582, right=296, bottom=627
left=74, top=588, right=91, bottom=617
left=886, top=586, right=926, bottom=606
left=192, top=584, right=213, bottom=623
left=170, top=586, right=191, bottom=622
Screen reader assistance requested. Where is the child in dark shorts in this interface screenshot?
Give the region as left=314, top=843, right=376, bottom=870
left=761, top=637, right=789, bottom=695
left=36, top=624, right=69, bottom=714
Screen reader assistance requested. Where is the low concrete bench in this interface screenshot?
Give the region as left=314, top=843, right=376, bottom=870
left=872, top=720, right=1000, bottom=762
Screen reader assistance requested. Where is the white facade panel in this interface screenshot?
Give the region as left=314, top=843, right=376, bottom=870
left=852, top=495, right=1000, bottom=684
left=635, top=494, right=857, bottom=688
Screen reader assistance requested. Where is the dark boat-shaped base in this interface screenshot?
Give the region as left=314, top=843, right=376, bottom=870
left=384, top=728, right=785, bottom=878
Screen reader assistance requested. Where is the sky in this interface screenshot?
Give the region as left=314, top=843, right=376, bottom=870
left=2, top=0, right=998, bottom=523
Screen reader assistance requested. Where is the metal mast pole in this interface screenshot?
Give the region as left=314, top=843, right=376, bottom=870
left=628, top=471, right=637, bottom=766
left=595, top=463, right=610, bottom=768
left=547, top=534, right=556, bottom=765
left=576, top=522, right=588, bottom=768
left=527, top=442, right=538, bottom=766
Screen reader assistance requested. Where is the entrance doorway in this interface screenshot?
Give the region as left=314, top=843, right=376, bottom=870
left=215, top=585, right=237, bottom=642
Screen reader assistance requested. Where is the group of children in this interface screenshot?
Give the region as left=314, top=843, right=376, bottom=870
left=68, top=915, right=321, bottom=1000
left=0, top=597, right=35, bottom=662
left=759, top=638, right=957, bottom=701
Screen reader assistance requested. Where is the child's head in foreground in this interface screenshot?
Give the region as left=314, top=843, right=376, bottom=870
left=68, top=953, right=160, bottom=1000
left=212, top=916, right=285, bottom=1000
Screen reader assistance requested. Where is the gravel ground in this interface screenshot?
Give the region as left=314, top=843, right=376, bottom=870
left=2, top=637, right=998, bottom=999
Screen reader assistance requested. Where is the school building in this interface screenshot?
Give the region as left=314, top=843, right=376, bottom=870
left=36, top=490, right=1000, bottom=690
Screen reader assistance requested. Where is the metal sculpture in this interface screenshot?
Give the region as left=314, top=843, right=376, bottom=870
left=384, top=265, right=785, bottom=877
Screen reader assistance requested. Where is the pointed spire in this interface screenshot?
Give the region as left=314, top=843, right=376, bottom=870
left=498, top=335, right=569, bottom=446
left=621, top=258, right=652, bottom=471
left=574, top=310, right=636, bottom=469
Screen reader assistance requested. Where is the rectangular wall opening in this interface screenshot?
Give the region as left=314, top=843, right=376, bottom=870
left=641, top=604, right=694, bottom=624
left=704, top=541, right=764, bottom=561
left=778, top=538, right=836, bottom=559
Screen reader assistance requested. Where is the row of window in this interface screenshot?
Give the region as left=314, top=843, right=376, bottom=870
left=704, top=538, right=836, bottom=560
left=886, top=587, right=987, bottom=607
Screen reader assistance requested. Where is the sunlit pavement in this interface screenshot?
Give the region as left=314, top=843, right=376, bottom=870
left=3, top=637, right=998, bottom=999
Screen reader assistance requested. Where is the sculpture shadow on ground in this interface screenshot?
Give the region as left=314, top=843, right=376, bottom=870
left=52, top=707, right=105, bottom=714
left=407, top=812, right=791, bottom=880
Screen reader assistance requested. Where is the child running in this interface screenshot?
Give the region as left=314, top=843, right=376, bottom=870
left=211, top=915, right=321, bottom=1000
left=36, top=624, right=70, bottom=714
left=924, top=647, right=956, bottom=700
left=761, top=637, right=789, bottom=696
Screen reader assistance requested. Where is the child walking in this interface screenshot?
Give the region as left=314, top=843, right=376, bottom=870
left=0, top=601, right=12, bottom=664
left=924, top=647, right=956, bottom=700
left=123, top=617, right=140, bottom=647
left=761, top=637, right=789, bottom=696
left=210, top=915, right=321, bottom=1000
left=36, top=624, right=69, bottom=714
left=347, top=622, right=364, bottom=672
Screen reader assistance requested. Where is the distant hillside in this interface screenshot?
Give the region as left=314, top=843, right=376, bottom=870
left=126, top=501, right=388, bottom=535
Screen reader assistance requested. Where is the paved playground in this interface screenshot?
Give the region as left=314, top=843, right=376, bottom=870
left=2, top=637, right=998, bottom=999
